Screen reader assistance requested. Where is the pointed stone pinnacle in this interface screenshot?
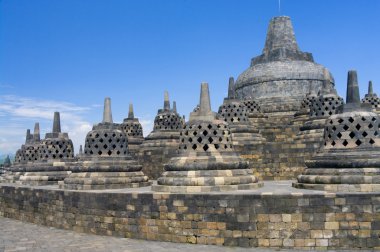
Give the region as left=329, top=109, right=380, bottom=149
left=128, top=103, right=134, bottom=119
left=264, top=16, right=299, bottom=54
left=79, top=145, right=83, bottom=155
left=368, top=81, right=373, bottom=95
left=173, top=101, right=177, bottom=113
left=102, top=97, right=113, bottom=123
left=25, top=129, right=32, bottom=144
left=199, top=82, right=212, bottom=114
left=228, top=77, right=235, bottom=99
left=164, top=91, right=170, bottom=110
left=346, top=70, right=360, bottom=104
left=33, top=122, right=40, bottom=142
left=52, top=112, right=61, bottom=133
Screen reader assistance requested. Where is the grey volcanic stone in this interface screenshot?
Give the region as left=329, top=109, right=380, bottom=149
left=295, top=71, right=380, bottom=192
left=234, top=16, right=334, bottom=113
left=153, top=83, right=262, bottom=192
left=63, top=97, right=150, bottom=190
left=119, top=103, right=144, bottom=155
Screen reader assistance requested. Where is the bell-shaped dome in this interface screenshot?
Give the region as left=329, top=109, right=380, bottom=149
left=235, top=16, right=335, bottom=113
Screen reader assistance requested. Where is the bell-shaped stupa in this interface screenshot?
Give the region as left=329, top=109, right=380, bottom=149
left=63, top=97, right=150, bottom=190
left=294, top=71, right=380, bottom=192
left=153, top=83, right=263, bottom=192
left=235, top=16, right=334, bottom=115
left=138, top=91, right=184, bottom=179
left=218, top=77, right=265, bottom=154
left=119, top=103, right=144, bottom=155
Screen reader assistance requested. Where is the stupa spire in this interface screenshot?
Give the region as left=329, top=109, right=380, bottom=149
left=25, top=129, right=32, bottom=144
left=263, top=16, right=299, bottom=54
left=172, top=101, right=177, bottom=113
left=102, top=97, right=113, bottom=123
left=368, top=81, right=374, bottom=95
left=53, top=112, right=61, bottom=133
left=33, top=122, right=40, bottom=142
left=228, top=77, right=235, bottom=99
left=164, top=91, right=170, bottom=111
left=128, top=103, right=134, bottom=119
left=346, top=70, right=360, bottom=104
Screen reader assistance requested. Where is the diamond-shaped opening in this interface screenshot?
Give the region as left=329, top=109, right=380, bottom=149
left=95, top=133, right=99, bottom=138
left=207, top=124, right=212, bottom=129
left=369, top=123, right=374, bottom=129
left=202, top=130, right=208, bottom=136
left=372, top=117, right=377, bottom=121
left=213, top=130, right=217, bottom=135
left=107, top=150, right=112, bottom=156
left=108, top=138, right=112, bottom=143
left=328, top=134, right=332, bottom=138
left=230, top=118, right=234, bottom=122
left=355, top=124, right=361, bottom=130
left=94, top=144, right=99, bottom=149
left=355, top=139, right=362, bottom=146
left=338, top=118, right=344, bottom=123
left=198, top=125, right=202, bottom=129
left=375, top=131, right=379, bottom=136
left=331, top=141, right=336, bottom=146
left=197, top=137, right=202, bottom=143
left=103, top=144, right=108, bottom=149
left=203, top=144, right=209, bottom=151
left=219, top=137, right=223, bottom=141
left=208, top=137, right=213, bottom=143
left=349, top=132, right=356, bottom=138
left=184, top=145, right=187, bottom=150
left=189, top=138, right=193, bottom=143
left=193, top=131, right=197, bottom=136
left=343, top=125, right=349, bottom=131
left=362, top=117, right=366, bottom=121
left=214, top=144, right=219, bottom=149
left=337, top=132, right=342, bottom=139
left=99, top=138, right=104, bottom=143
left=112, top=144, right=116, bottom=148
left=224, top=144, right=228, bottom=149
left=98, top=150, right=102, bottom=155
left=370, top=139, right=375, bottom=145
left=342, top=140, right=348, bottom=146
left=192, top=144, right=197, bottom=150
left=349, top=117, right=354, bottom=123
left=332, top=126, right=337, bottom=131
left=117, top=150, right=120, bottom=155
left=362, top=131, right=368, bottom=137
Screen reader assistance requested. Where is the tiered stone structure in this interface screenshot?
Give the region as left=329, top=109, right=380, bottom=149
left=3, top=124, right=42, bottom=183
left=294, top=71, right=380, bottom=192
left=138, top=91, right=183, bottom=179
left=362, top=81, right=380, bottom=113
left=153, top=83, right=262, bottom=192
left=18, top=112, right=75, bottom=185
left=63, top=97, right=150, bottom=190
left=235, top=16, right=334, bottom=115
left=119, top=103, right=144, bottom=155
left=218, top=77, right=265, bottom=154
left=230, top=16, right=338, bottom=180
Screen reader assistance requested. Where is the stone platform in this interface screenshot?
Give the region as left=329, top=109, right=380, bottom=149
left=1, top=181, right=380, bottom=250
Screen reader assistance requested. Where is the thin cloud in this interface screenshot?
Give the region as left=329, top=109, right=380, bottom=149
left=0, top=95, right=94, bottom=155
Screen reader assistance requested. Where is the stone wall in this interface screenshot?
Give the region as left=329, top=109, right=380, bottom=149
left=1, top=184, right=380, bottom=249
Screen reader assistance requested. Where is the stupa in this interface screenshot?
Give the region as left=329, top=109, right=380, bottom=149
left=362, top=81, right=380, bottom=113
left=119, top=103, right=144, bottom=155
left=63, top=97, right=150, bottom=190
left=138, top=91, right=183, bottom=179
left=218, top=77, right=265, bottom=154
left=294, top=71, right=380, bottom=192
left=18, top=112, right=75, bottom=185
left=235, top=16, right=334, bottom=115
left=152, top=83, right=263, bottom=193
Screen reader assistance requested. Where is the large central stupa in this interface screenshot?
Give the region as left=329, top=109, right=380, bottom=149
left=235, top=16, right=334, bottom=114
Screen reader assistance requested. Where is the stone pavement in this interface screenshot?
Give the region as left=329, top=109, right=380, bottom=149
left=0, top=217, right=367, bottom=252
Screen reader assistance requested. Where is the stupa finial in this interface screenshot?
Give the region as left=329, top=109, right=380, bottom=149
left=346, top=70, right=360, bottom=104
left=53, top=112, right=61, bottom=133
left=200, top=82, right=211, bottom=114
left=79, top=145, right=83, bottom=155
left=164, top=91, right=170, bottom=111
left=173, top=101, right=177, bottom=113
left=128, top=103, right=134, bottom=119
left=102, top=97, right=113, bottom=123
left=368, top=81, right=374, bottom=95
left=33, top=122, right=40, bottom=142
left=228, top=77, right=235, bottom=99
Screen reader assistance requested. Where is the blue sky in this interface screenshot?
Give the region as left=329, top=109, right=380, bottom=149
left=1, top=0, right=380, bottom=155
